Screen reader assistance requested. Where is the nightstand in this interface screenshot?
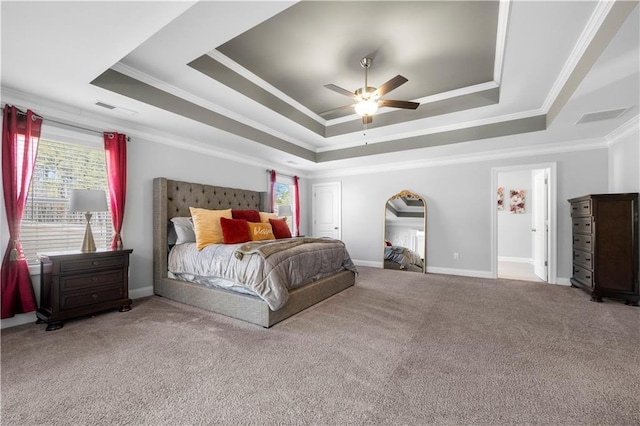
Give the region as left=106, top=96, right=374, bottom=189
left=36, top=249, right=133, bottom=331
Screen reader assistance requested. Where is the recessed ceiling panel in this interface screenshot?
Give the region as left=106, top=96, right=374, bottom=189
left=216, top=1, right=499, bottom=116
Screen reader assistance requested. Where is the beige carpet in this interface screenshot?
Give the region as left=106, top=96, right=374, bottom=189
left=2, top=267, right=639, bottom=425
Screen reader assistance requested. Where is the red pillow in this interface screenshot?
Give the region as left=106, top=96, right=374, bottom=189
left=269, top=218, right=292, bottom=239
left=231, top=209, right=261, bottom=223
left=220, top=217, right=250, bottom=244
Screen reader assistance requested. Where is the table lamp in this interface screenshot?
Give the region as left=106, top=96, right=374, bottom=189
left=69, top=189, right=108, bottom=252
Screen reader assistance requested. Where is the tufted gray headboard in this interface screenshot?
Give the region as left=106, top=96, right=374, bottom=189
left=153, top=177, right=269, bottom=286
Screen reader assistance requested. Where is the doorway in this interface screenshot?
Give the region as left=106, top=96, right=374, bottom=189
left=491, top=163, right=557, bottom=284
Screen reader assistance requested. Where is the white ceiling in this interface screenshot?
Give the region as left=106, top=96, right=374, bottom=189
left=1, top=1, right=638, bottom=176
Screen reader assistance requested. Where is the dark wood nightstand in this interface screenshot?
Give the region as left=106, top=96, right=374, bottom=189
left=36, top=249, right=133, bottom=331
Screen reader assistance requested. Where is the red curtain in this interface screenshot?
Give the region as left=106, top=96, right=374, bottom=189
left=1, top=106, right=42, bottom=319
left=293, top=176, right=300, bottom=236
left=269, top=170, right=277, bottom=213
left=104, top=132, right=127, bottom=249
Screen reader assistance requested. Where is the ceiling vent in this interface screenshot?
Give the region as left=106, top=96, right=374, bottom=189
left=576, top=107, right=629, bottom=124
left=94, top=101, right=137, bottom=115
left=95, top=101, right=116, bottom=110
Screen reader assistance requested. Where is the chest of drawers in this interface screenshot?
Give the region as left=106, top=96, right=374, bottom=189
left=36, top=249, right=133, bottom=330
left=568, top=194, right=638, bottom=305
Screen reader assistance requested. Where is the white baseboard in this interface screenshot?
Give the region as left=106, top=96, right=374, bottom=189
left=130, top=286, right=154, bottom=299
left=353, top=259, right=383, bottom=268
left=0, top=312, right=36, bottom=329
left=554, top=277, right=572, bottom=286
left=498, top=256, right=533, bottom=263
left=426, top=266, right=494, bottom=279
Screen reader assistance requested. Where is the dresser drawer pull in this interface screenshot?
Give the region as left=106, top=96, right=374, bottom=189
left=92, top=261, right=100, bottom=266
left=574, top=238, right=579, bottom=243
left=92, top=294, right=98, bottom=300
left=585, top=275, right=591, bottom=279
left=92, top=277, right=98, bottom=282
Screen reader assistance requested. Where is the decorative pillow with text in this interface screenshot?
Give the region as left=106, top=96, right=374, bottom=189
left=248, top=222, right=276, bottom=241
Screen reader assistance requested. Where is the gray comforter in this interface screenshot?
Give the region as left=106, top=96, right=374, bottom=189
left=168, top=238, right=357, bottom=311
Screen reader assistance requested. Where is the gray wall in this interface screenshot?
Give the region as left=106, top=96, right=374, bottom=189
left=497, top=169, right=532, bottom=260
left=609, top=126, right=639, bottom=193
left=308, top=148, right=609, bottom=279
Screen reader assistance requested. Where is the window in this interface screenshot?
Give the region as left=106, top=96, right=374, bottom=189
left=21, top=138, right=112, bottom=265
left=274, top=177, right=295, bottom=233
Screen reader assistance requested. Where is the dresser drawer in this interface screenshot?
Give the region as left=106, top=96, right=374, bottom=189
left=59, top=255, right=126, bottom=274
left=572, top=217, right=593, bottom=234
left=60, top=270, right=123, bottom=292
left=573, top=250, right=593, bottom=270
left=60, top=284, right=123, bottom=310
left=572, top=233, right=593, bottom=252
left=572, top=264, right=593, bottom=288
left=570, top=200, right=591, bottom=217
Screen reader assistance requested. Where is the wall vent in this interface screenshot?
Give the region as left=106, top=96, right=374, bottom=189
left=576, top=108, right=629, bottom=124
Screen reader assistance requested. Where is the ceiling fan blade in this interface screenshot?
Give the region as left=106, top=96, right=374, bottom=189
left=319, top=103, right=355, bottom=117
left=324, top=84, right=357, bottom=99
left=362, top=115, right=373, bottom=125
left=373, top=75, right=408, bottom=98
left=378, top=99, right=420, bottom=110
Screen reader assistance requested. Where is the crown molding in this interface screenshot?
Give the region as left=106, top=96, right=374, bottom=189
left=111, top=62, right=318, bottom=152
left=206, top=49, right=324, bottom=125
left=606, top=114, right=640, bottom=145
left=541, top=1, right=616, bottom=113
left=308, top=137, right=608, bottom=179
left=1, top=86, right=306, bottom=176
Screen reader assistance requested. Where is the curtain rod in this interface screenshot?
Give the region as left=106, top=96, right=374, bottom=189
left=3, top=103, right=130, bottom=141
left=266, top=169, right=298, bottom=179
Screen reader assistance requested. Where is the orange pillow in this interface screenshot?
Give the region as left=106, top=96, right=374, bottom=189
left=189, top=207, right=232, bottom=250
left=269, top=218, right=292, bottom=239
left=247, top=222, right=275, bottom=241
left=259, top=211, right=279, bottom=223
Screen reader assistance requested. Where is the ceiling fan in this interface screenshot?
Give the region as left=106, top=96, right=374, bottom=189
left=322, top=57, right=420, bottom=126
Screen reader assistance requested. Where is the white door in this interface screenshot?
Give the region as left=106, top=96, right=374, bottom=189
left=532, top=169, right=548, bottom=281
left=312, top=182, right=341, bottom=239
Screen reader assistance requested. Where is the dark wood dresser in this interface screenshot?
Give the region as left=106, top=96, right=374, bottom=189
left=569, top=193, right=638, bottom=305
left=36, top=249, right=133, bottom=330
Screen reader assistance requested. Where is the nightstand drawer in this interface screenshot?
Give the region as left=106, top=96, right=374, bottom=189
left=572, top=233, right=593, bottom=252
left=60, top=270, right=124, bottom=292
left=60, top=285, right=123, bottom=310
left=570, top=200, right=591, bottom=217
left=573, top=264, right=593, bottom=288
left=60, top=256, right=126, bottom=273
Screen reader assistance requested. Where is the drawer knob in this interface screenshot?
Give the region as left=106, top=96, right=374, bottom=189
left=92, top=277, right=98, bottom=282
left=92, top=261, right=100, bottom=266
left=92, top=294, right=98, bottom=300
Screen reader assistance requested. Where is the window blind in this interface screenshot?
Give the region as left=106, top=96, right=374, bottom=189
left=21, top=139, right=112, bottom=264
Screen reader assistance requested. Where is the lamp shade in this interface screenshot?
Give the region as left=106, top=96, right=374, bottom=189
left=277, top=205, right=293, bottom=217
left=69, top=189, right=108, bottom=213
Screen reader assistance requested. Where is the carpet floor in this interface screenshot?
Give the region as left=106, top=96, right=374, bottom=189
left=2, top=267, right=639, bottom=425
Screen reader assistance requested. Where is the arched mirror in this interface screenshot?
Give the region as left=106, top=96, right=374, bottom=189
left=383, top=190, right=426, bottom=273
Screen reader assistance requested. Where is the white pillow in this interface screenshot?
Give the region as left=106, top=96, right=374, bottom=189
left=170, top=216, right=196, bottom=244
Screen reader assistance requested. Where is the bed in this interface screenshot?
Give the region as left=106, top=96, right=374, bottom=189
left=153, top=177, right=356, bottom=327
left=384, top=245, right=424, bottom=272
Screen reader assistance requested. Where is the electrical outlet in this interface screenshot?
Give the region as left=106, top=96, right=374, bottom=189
left=453, top=252, right=459, bottom=260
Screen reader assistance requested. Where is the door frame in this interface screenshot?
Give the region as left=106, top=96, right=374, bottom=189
left=490, top=162, right=557, bottom=284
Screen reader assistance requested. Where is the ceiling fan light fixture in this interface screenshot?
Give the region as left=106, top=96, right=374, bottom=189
left=355, top=99, right=378, bottom=116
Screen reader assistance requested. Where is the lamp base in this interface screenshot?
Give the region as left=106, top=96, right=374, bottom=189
left=81, top=212, right=96, bottom=252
